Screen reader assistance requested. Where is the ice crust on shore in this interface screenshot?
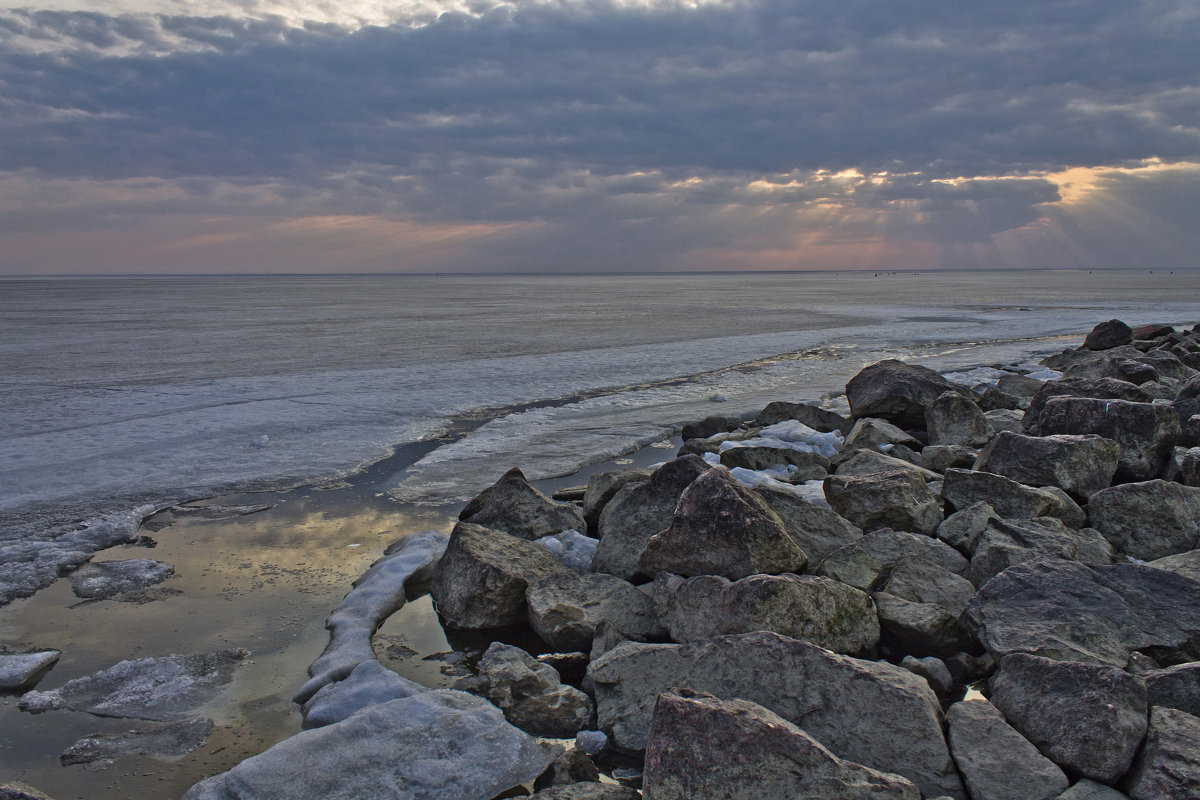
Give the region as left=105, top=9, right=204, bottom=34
left=718, top=420, right=844, bottom=459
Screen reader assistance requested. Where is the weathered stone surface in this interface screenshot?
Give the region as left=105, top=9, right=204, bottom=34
left=638, top=467, right=807, bottom=580
left=947, top=699, right=1069, bottom=800
left=430, top=523, right=569, bottom=630
left=1135, top=325, right=1177, bottom=340
left=650, top=572, right=879, bottom=655
left=755, top=401, right=852, bottom=433
left=1124, top=706, right=1200, bottom=800
left=300, top=659, right=425, bottom=729
left=0, top=650, right=60, bottom=690
left=460, top=467, right=585, bottom=540
left=974, top=432, right=1120, bottom=499
left=942, top=469, right=1086, bottom=527
left=990, top=653, right=1147, bottom=782
left=846, top=359, right=967, bottom=429
left=530, top=783, right=639, bottom=800
left=1057, top=780, right=1131, bottom=800
left=900, top=655, right=954, bottom=701
left=460, top=643, right=592, bottom=738
left=817, top=528, right=969, bottom=590
left=977, top=386, right=1022, bottom=411
left=533, top=745, right=600, bottom=789
left=1108, top=359, right=1160, bottom=386
left=1145, top=662, right=1200, bottom=718
left=1039, top=397, right=1181, bottom=482
left=680, top=415, right=732, bottom=442
left=67, top=558, right=175, bottom=600
left=996, top=372, right=1045, bottom=398
left=876, top=557, right=977, bottom=615
left=926, top=391, right=995, bottom=448
left=835, top=449, right=940, bottom=481
left=526, top=572, right=664, bottom=652
left=592, top=456, right=709, bottom=580
left=937, top=501, right=1000, bottom=554
left=964, top=560, right=1200, bottom=667
left=1087, top=480, right=1200, bottom=561
left=985, top=408, right=1026, bottom=434
left=1148, top=549, right=1200, bottom=582
left=840, top=417, right=923, bottom=454
left=921, top=445, right=979, bottom=473
left=183, top=690, right=555, bottom=800
left=718, top=445, right=828, bottom=479
left=1182, top=447, right=1200, bottom=486
left=582, top=468, right=654, bottom=535
left=587, top=632, right=963, bottom=799
left=642, top=689, right=921, bottom=800
left=964, top=517, right=1115, bottom=587
left=60, top=718, right=214, bottom=766
left=1023, top=377, right=1152, bottom=435
left=824, top=470, right=943, bottom=535
left=1085, top=319, right=1134, bottom=351
left=0, top=782, right=55, bottom=800
left=754, top=485, right=863, bottom=563
left=20, top=649, right=248, bottom=721
left=873, top=592, right=974, bottom=658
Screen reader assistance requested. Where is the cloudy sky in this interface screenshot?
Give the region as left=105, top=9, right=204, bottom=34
left=1, top=0, right=1198, bottom=274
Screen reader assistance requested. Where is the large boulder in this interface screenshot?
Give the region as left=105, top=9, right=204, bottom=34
left=1084, top=319, right=1134, bottom=351
left=718, top=445, right=828, bottom=479
left=526, top=572, right=664, bottom=652
left=587, top=632, right=965, bottom=799
left=459, top=467, right=585, bottom=540
left=973, top=432, right=1121, bottom=499
left=926, top=391, right=995, bottom=448
left=845, top=360, right=967, bottom=429
left=459, top=643, right=592, bottom=738
left=430, top=523, right=569, bottom=630
left=942, top=469, right=1086, bottom=528
left=817, top=528, right=969, bottom=589
left=873, top=593, right=975, bottom=658
left=1124, top=706, right=1200, bottom=800
left=963, top=516, right=1114, bottom=587
left=1145, top=662, right=1200, bottom=718
left=582, top=467, right=654, bottom=535
left=1023, top=377, right=1152, bottom=435
left=989, top=653, right=1147, bottom=783
left=936, top=501, right=1000, bottom=554
left=649, top=572, right=879, bottom=655
left=947, top=699, right=1069, bottom=800
left=1182, top=447, right=1200, bottom=487
left=835, top=449, right=940, bottom=481
left=642, top=689, right=921, bottom=800
left=637, top=468, right=807, bottom=580
left=592, top=456, right=709, bottom=580
left=1038, top=398, right=1181, bottom=482
left=875, top=557, right=977, bottom=615
left=754, top=401, right=853, bottom=433
left=823, top=470, right=943, bottom=535
left=963, top=560, right=1200, bottom=668
left=1086, top=480, right=1200, bottom=561
left=1058, top=780, right=1133, bottom=800
left=840, top=417, right=923, bottom=454
left=754, top=485, right=864, bottom=563
left=1149, top=549, right=1200, bottom=582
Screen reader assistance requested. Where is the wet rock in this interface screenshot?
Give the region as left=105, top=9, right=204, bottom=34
left=973, top=432, right=1121, bottom=499
left=1058, top=780, right=1131, bottom=800
left=582, top=467, right=654, bottom=535
left=926, top=391, right=995, bottom=448
left=817, top=528, right=969, bottom=590
left=873, top=593, right=974, bottom=658
left=539, top=530, right=599, bottom=572
left=947, top=698, right=1069, bottom=800
left=638, top=467, right=807, bottom=580
left=1038, top=398, right=1180, bottom=482
left=1085, top=319, right=1134, bottom=351
left=587, top=631, right=963, bottom=798
left=754, top=485, right=863, bottom=563
left=530, top=783, right=639, bottom=800
left=650, top=572, right=879, bottom=655
left=67, top=558, right=175, bottom=600
left=526, top=572, right=664, bottom=652
left=942, top=469, right=1086, bottom=528
left=964, top=560, right=1200, bottom=668
left=0, top=650, right=60, bottom=690
left=964, top=516, right=1115, bottom=587
left=1149, top=549, right=1200, bottom=582
left=1145, top=662, right=1200, bottom=717
left=718, top=445, right=829, bottom=479
left=460, top=643, right=592, bottom=738
left=592, top=456, right=709, bottom=580
left=754, top=401, right=852, bottom=433
left=430, top=523, right=568, bottom=630
left=301, top=659, right=425, bottom=729
left=1124, top=706, right=1200, bottom=800
left=840, top=417, right=923, bottom=455
left=937, top=501, right=1000, bottom=554
left=1023, top=377, right=1152, bottom=435
left=460, top=467, right=585, bottom=540
left=182, top=689, right=555, bottom=800
left=1087, top=480, right=1200, bottom=561
left=846, top=359, right=967, bottom=429
left=823, top=470, right=943, bottom=535
left=642, top=689, right=921, bottom=800
left=835, top=449, right=940, bottom=481
left=990, top=652, right=1147, bottom=782
left=20, top=649, right=249, bottom=721
left=60, top=718, right=214, bottom=766
left=921, top=444, right=979, bottom=473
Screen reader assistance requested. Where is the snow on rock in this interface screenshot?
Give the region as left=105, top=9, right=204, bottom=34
left=719, top=420, right=843, bottom=460
left=539, top=530, right=599, bottom=572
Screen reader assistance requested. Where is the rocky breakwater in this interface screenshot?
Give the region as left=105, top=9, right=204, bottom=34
left=166, top=318, right=1200, bottom=800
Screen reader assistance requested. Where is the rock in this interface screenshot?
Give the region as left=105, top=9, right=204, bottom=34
left=1184, top=415, right=1200, bottom=448
left=977, top=386, right=1023, bottom=411
left=0, top=650, right=60, bottom=690
left=973, top=432, right=1121, bottom=499
left=526, top=572, right=664, bottom=652
left=846, top=359, right=967, bottom=429
left=875, top=557, right=977, bottom=615
left=926, top=391, right=995, bottom=447
left=1023, top=377, right=1152, bottom=435
left=718, top=445, right=828, bottom=480
left=947, top=698, right=1069, bottom=800
left=642, top=689, right=921, bottom=800
left=823, top=470, right=943, bottom=535
left=965, top=559, right=1200, bottom=667
left=754, top=484, right=863, bottom=562
left=67, top=558, right=175, bottom=600
left=1085, top=319, right=1134, bottom=350
left=575, top=730, right=608, bottom=755
left=1108, top=359, right=1160, bottom=386
left=587, top=631, right=963, bottom=798
left=900, top=655, right=955, bottom=701
left=817, top=527, right=969, bottom=590
left=582, top=468, right=655, bottom=536
left=996, top=372, right=1045, bottom=398
left=182, top=690, right=555, bottom=800
left=840, top=417, right=923, bottom=454
left=650, top=572, right=879, bottom=655
left=1038, top=398, right=1180, bottom=482
left=552, top=485, right=588, bottom=501
left=533, top=746, right=600, bottom=788
left=873, top=593, right=974, bottom=658
left=429, top=523, right=568, bottom=630
left=460, top=643, right=593, bottom=738
left=1181, top=448, right=1200, bottom=486
left=942, top=469, right=1086, bottom=528
left=937, top=501, right=1000, bottom=554
left=990, top=652, right=1147, bottom=782
left=530, top=784, right=639, bottom=800
left=592, top=456, right=709, bottom=580
left=300, top=659, right=425, bottom=729
left=921, top=444, right=979, bottom=473
left=1087, top=480, right=1200, bottom=560
left=964, top=517, right=1115, bottom=587
left=680, top=415, right=732, bottom=441
left=19, top=649, right=249, bottom=721
left=539, top=530, right=599, bottom=572
left=754, top=401, right=852, bottom=433
left=60, top=718, right=214, bottom=766
left=460, top=467, right=585, bottom=540
left=1135, top=325, right=1177, bottom=340
left=835, top=449, right=940, bottom=481
left=984, top=408, right=1026, bottom=434
left=1058, top=780, right=1131, bottom=800
left=0, top=782, right=56, bottom=800
left=537, top=652, right=588, bottom=685
left=637, top=467, right=808, bottom=580
left=1124, top=706, right=1200, bottom=800
left=1146, top=662, right=1200, bottom=717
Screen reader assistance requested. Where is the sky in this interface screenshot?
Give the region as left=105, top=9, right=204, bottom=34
left=1, top=0, right=1198, bottom=274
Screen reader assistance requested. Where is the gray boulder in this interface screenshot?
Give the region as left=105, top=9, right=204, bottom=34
left=926, top=391, right=995, bottom=448
left=1085, top=319, right=1134, bottom=351
left=876, top=557, right=977, bottom=615
left=990, top=652, right=1147, bottom=782
left=873, top=593, right=975, bottom=658
left=755, top=401, right=852, bottom=433
left=582, top=467, right=654, bottom=535
left=754, top=485, right=864, bottom=563
left=1182, top=447, right=1200, bottom=486
left=836, top=449, right=940, bottom=481
left=587, top=631, right=964, bottom=798
left=1058, top=781, right=1131, bottom=800
left=67, top=558, right=175, bottom=600
left=947, top=698, right=1069, bottom=800
left=460, top=467, right=585, bottom=540
left=1038, top=397, right=1180, bottom=482
left=1087, top=480, right=1200, bottom=561
left=430, top=523, right=569, bottom=630
left=460, top=643, right=592, bottom=738
left=650, top=572, right=879, bottom=655
left=817, top=528, right=969, bottom=590
left=0, top=650, right=60, bottom=690
left=845, top=359, right=967, bottom=429
left=592, top=455, right=709, bottom=580
left=638, top=467, right=807, bottom=580
left=1148, top=549, right=1200, bottom=582
left=1124, top=706, right=1200, bottom=800
left=1107, top=359, right=1160, bottom=386
left=300, top=659, right=425, bottom=729
left=642, top=689, right=921, bottom=800
left=718, top=445, right=828, bottom=480
left=840, top=417, right=923, bottom=454
left=997, top=372, right=1047, bottom=398
left=1145, top=662, right=1200, bottom=717
left=973, top=432, right=1120, bottom=499
left=681, top=415, right=733, bottom=441
left=900, top=655, right=955, bottom=701
left=182, top=690, right=554, bottom=800
left=1023, top=377, right=1152, bottom=435
left=0, top=782, right=55, bottom=800
left=526, top=572, right=664, bottom=652
left=964, top=517, right=1115, bottom=587
left=824, top=470, right=943, bottom=535
left=921, top=445, right=980, bottom=473
left=937, top=501, right=1000, bottom=554
left=985, top=408, right=1027, bottom=434
left=60, top=718, right=213, bottom=766
left=942, top=468, right=1086, bottom=528
left=531, top=784, right=639, bottom=800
